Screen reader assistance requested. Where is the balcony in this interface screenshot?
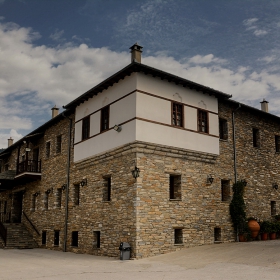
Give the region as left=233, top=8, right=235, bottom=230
left=15, top=160, right=41, bottom=182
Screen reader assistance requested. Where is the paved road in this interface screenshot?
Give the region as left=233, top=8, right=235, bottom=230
left=1, top=240, right=280, bottom=280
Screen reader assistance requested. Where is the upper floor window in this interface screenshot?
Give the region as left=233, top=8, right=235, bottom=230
left=172, top=102, right=183, bottom=127
left=253, top=128, right=260, bottom=147
left=275, top=135, right=280, bottom=152
left=56, top=135, right=62, bottom=154
left=219, top=118, right=228, bottom=140
left=103, top=176, right=111, bottom=201
left=46, top=142, right=51, bottom=158
left=101, top=106, right=110, bottom=132
left=169, top=174, right=181, bottom=200
left=198, top=110, right=208, bottom=133
left=82, top=116, right=90, bottom=141
left=221, top=180, right=230, bottom=201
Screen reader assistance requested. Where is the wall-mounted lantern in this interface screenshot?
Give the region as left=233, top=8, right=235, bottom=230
left=113, top=124, right=122, bottom=132
left=46, top=188, right=53, bottom=194
left=273, top=183, right=278, bottom=190
left=80, top=178, right=87, bottom=187
left=62, top=184, right=67, bottom=191
left=207, top=175, right=214, bottom=184
left=131, top=166, right=140, bottom=179
left=25, top=148, right=31, bottom=152
left=34, top=192, right=40, bottom=197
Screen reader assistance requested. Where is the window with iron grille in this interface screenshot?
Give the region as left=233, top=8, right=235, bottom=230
left=82, top=116, right=90, bottom=141
left=219, top=118, right=228, bottom=140
left=172, top=102, right=183, bottom=127
left=275, top=136, right=280, bottom=152
left=46, top=142, right=50, bottom=158
left=56, top=135, right=62, bottom=153
left=101, top=106, right=110, bottom=132
left=198, top=110, right=208, bottom=133
left=74, top=184, right=80, bottom=206
left=221, top=180, right=230, bottom=201
left=253, top=128, right=260, bottom=147
left=174, top=228, right=183, bottom=244
left=56, top=188, right=62, bottom=208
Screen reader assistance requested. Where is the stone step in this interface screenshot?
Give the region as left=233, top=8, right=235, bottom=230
left=2, top=223, right=38, bottom=249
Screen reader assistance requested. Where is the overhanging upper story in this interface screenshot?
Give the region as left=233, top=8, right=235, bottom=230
left=64, top=46, right=231, bottom=163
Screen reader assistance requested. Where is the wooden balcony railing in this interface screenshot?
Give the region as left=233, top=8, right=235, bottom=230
left=16, top=160, right=41, bottom=175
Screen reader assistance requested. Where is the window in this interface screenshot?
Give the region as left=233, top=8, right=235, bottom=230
left=71, top=231, right=78, bottom=247
left=253, top=128, right=260, bottom=147
left=82, top=116, right=90, bottom=140
left=44, top=192, right=49, bottom=210
left=221, top=180, right=230, bottom=201
left=271, top=201, right=276, bottom=216
left=103, top=176, right=111, bottom=201
left=56, top=188, right=62, bottom=208
left=275, top=136, right=280, bottom=152
left=56, top=135, right=62, bottom=154
left=214, top=228, right=221, bottom=242
left=100, top=106, right=110, bottom=132
left=46, top=142, right=51, bottom=158
left=54, top=230, right=60, bottom=246
left=174, top=228, right=183, bottom=244
left=42, top=231, right=47, bottom=245
left=169, top=175, right=181, bottom=200
left=219, top=118, right=228, bottom=140
left=172, top=102, right=183, bottom=127
left=74, top=184, right=80, bottom=206
left=198, top=110, right=208, bottom=133
left=94, top=231, right=101, bottom=248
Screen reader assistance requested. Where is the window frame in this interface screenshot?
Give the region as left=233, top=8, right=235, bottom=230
left=103, top=176, right=111, bottom=202
left=221, top=180, right=230, bottom=202
left=56, top=135, right=62, bottom=154
left=219, top=118, right=228, bottom=140
left=171, top=102, right=184, bottom=128
left=253, top=128, right=260, bottom=148
left=169, top=174, right=182, bottom=200
left=197, top=109, right=209, bottom=133
left=82, top=116, right=90, bottom=141
left=100, top=106, right=110, bottom=132
left=71, top=231, right=79, bottom=247
left=174, top=228, right=183, bottom=245
left=54, top=230, right=60, bottom=246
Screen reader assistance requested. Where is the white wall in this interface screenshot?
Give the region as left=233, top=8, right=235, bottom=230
left=74, top=72, right=220, bottom=162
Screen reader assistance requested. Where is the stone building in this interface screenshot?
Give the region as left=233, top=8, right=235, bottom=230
left=0, top=44, right=280, bottom=258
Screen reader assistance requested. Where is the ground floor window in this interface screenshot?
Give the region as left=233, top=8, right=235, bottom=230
left=214, top=227, right=221, bottom=242
left=54, top=230, right=60, bottom=246
left=42, top=231, right=47, bottom=245
left=271, top=201, right=276, bottom=216
left=71, top=231, right=79, bottom=247
left=94, top=231, right=101, bottom=248
left=174, top=228, right=183, bottom=244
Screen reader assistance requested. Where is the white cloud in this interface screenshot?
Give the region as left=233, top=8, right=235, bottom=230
left=0, top=129, right=23, bottom=149
left=243, top=18, right=258, bottom=26
left=1, top=19, right=280, bottom=147
left=50, top=29, right=65, bottom=42
left=254, top=29, right=268, bottom=36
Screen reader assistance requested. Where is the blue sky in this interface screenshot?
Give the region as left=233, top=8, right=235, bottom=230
left=0, top=0, right=280, bottom=148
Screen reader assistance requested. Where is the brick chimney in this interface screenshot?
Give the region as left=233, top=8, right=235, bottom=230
left=51, top=105, right=59, bottom=118
left=260, top=99, right=269, bottom=113
left=130, top=43, right=143, bottom=63
left=8, top=137, right=13, bottom=147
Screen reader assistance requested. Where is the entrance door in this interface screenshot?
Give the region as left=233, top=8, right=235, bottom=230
left=11, top=191, right=23, bottom=223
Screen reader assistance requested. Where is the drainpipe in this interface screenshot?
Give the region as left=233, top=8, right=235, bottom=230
left=232, top=104, right=241, bottom=184
left=62, top=109, right=72, bottom=252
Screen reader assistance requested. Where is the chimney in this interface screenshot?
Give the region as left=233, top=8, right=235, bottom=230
left=260, top=99, right=269, bottom=113
left=51, top=105, right=59, bottom=118
left=8, top=137, right=13, bottom=147
left=130, top=43, right=143, bottom=63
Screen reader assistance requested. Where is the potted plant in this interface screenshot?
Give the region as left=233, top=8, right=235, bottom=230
left=230, top=181, right=247, bottom=241
left=238, top=221, right=250, bottom=242
left=260, top=221, right=270, bottom=240
left=269, top=221, right=277, bottom=240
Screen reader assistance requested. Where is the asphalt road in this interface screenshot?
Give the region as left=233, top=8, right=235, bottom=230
left=1, top=240, right=280, bottom=280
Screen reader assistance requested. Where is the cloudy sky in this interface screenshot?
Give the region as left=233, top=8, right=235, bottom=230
left=0, top=0, right=280, bottom=148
